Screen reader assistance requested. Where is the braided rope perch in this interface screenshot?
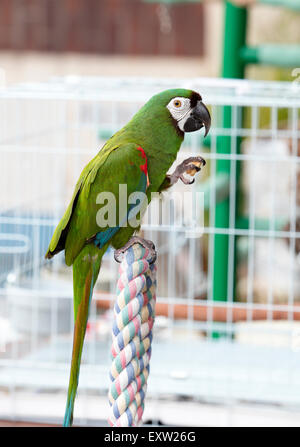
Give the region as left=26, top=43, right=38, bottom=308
left=108, top=243, right=157, bottom=427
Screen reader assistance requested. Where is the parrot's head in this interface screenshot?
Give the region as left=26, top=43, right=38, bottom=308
left=139, top=88, right=211, bottom=138
left=165, top=89, right=211, bottom=136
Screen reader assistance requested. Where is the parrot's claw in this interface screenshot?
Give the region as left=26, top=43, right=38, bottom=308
left=114, top=237, right=157, bottom=264
left=169, top=156, right=206, bottom=186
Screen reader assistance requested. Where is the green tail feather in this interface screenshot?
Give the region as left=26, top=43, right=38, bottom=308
left=63, top=243, right=106, bottom=427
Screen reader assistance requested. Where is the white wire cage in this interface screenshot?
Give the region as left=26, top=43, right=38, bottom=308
left=0, top=76, right=300, bottom=426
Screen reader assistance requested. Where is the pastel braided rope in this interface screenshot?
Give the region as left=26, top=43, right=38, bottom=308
left=108, top=243, right=157, bottom=427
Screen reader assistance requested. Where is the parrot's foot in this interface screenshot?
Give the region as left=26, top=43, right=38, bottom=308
left=114, top=237, right=157, bottom=264
left=169, top=156, right=206, bottom=186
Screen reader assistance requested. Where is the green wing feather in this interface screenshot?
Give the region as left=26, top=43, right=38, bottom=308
left=45, top=142, right=148, bottom=266
left=45, top=143, right=117, bottom=259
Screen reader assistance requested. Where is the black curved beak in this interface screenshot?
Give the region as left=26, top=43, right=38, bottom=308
left=183, top=101, right=211, bottom=137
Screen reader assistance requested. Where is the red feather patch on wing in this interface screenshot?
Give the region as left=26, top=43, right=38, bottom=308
left=137, top=146, right=147, bottom=175
left=137, top=146, right=149, bottom=187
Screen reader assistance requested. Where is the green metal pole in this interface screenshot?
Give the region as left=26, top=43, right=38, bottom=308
left=222, top=3, right=247, bottom=79
left=241, top=44, right=300, bottom=68
left=259, top=0, right=300, bottom=11
left=212, top=2, right=247, bottom=337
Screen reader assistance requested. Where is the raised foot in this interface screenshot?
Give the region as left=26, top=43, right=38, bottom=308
left=170, top=156, right=206, bottom=186
left=114, top=237, right=157, bottom=264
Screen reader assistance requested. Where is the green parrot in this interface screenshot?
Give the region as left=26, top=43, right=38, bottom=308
left=45, top=88, right=210, bottom=426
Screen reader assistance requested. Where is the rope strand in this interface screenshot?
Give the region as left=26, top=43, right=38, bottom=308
left=108, top=243, right=157, bottom=427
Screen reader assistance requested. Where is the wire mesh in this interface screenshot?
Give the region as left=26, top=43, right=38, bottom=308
left=0, top=76, right=299, bottom=425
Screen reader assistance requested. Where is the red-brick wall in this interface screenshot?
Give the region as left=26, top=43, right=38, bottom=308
left=0, top=0, right=204, bottom=56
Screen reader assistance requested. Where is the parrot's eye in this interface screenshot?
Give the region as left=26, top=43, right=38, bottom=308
left=173, top=99, right=182, bottom=108
left=166, top=96, right=191, bottom=123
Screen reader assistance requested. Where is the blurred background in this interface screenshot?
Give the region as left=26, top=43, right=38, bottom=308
left=0, top=0, right=299, bottom=83
left=0, top=0, right=300, bottom=427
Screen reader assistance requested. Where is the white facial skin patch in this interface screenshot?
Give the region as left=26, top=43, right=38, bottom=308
left=166, top=97, right=192, bottom=132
